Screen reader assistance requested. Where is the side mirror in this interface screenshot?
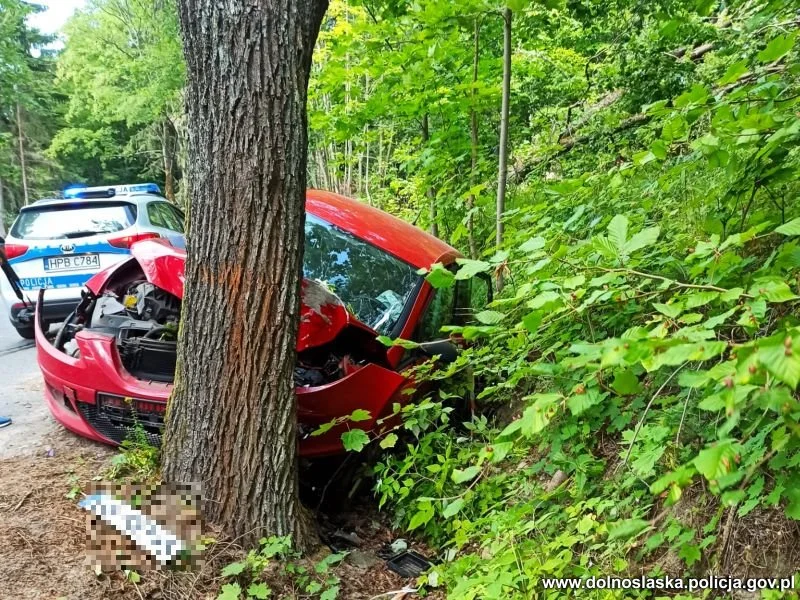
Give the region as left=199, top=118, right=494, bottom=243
left=419, top=339, right=459, bottom=364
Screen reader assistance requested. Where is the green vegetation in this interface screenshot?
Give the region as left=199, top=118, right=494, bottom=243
left=4, top=0, right=800, bottom=596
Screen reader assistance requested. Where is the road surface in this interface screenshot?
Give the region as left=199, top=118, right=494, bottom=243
left=0, top=313, right=60, bottom=458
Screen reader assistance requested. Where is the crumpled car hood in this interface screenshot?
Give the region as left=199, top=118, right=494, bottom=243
left=131, top=239, right=187, bottom=298
left=96, top=239, right=373, bottom=352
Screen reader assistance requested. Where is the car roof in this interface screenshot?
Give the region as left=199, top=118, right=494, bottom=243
left=305, top=189, right=460, bottom=269
left=23, top=194, right=163, bottom=210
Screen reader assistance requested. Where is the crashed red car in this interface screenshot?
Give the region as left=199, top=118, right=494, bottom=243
left=35, top=190, right=489, bottom=457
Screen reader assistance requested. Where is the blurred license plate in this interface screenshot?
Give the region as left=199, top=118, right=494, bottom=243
left=44, top=254, right=100, bottom=272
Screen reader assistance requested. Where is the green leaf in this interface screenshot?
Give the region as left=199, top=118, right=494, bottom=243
left=519, top=236, right=545, bottom=253
left=528, top=290, right=562, bottom=310
left=624, top=226, right=660, bottom=254
left=607, top=215, right=629, bottom=253
left=608, top=518, right=650, bottom=540
left=662, top=115, right=688, bottom=141
left=522, top=311, right=542, bottom=333
left=349, top=409, right=371, bottom=422
left=319, top=586, right=340, bottom=600
left=718, top=60, right=748, bottom=85
left=341, top=429, right=370, bottom=452
left=693, top=440, right=738, bottom=481
left=379, top=433, right=398, bottom=449
left=562, top=274, right=585, bottom=289
left=452, top=465, right=481, bottom=484
left=612, top=369, right=642, bottom=395
left=678, top=544, right=701, bottom=566
left=685, top=291, right=719, bottom=309
left=775, top=218, right=800, bottom=236
left=218, top=583, right=242, bottom=600
left=567, top=388, right=604, bottom=416
left=408, top=507, right=433, bottom=530
left=785, top=488, right=800, bottom=520
left=518, top=394, right=560, bottom=436
left=247, top=583, right=271, bottom=599
left=221, top=562, right=247, bottom=577
left=475, top=310, right=505, bottom=325
left=455, top=259, right=491, bottom=280
left=442, top=498, right=465, bottom=518
left=425, top=263, right=455, bottom=289
left=749, top=279, right=798, bottom=302
left=757, top=33, right=796, bottom=64
left=653, top=302, right=682, bottom=319
left=758, top=340, right=800, bottom=389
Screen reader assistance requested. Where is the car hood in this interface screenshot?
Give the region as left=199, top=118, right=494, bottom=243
left=115, top=239, right=372, bottom=352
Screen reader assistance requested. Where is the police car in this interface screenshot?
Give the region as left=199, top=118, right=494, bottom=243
left=0, top=183, right=185, bottom=339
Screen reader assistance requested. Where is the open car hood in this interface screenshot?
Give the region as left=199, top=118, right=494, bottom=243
left=130, top=239, right=187, bottom=298
left=111, top=239, right=373, bottom=352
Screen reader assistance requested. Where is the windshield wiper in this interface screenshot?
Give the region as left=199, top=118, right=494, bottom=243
left=58, top=230, right=103, bottom=239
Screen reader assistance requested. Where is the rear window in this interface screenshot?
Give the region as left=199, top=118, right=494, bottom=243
left=10, top=201, right=138, bottom=241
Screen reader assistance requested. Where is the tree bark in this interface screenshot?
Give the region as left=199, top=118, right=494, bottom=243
left=421, top=113, right=438, bottom=237
left=16, top=103, right=29, bottom=206
left=496, top=8, right=511, bottom=252
left=163, top=0, right=328, bottom=550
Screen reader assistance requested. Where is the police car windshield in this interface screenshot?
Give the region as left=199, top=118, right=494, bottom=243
left=11, top=202, right=137, bottom=241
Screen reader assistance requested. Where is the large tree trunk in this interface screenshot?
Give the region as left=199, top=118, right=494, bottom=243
left=163, top=0, right=328, bottom=549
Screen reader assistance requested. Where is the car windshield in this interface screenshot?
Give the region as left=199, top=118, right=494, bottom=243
left=11, top=201, right=137, bottom=240
left=304, top=214, right=420, bottom=335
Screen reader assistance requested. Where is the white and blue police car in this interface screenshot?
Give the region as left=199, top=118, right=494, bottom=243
left=0, top=183, right=185, bottom=339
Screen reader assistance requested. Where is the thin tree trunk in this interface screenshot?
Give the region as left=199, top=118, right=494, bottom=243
left=496, top=8, right=511, bottom=252
left=421, top=115, right=437, bottom=237
left=0, top=176, right=5, bottom=237
left=162, top=118, right=176, bottom=202
left=467, top=17, right=481, bottom=259
left=16, top=103, right=29, bottom=206
left=163, top=0, right=328, bottom=549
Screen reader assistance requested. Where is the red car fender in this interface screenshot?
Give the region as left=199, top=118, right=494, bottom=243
left=297, top=363, right=407, bottom=457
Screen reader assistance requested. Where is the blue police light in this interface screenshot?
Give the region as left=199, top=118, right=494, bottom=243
left=63, top=183, right=162, bottom=199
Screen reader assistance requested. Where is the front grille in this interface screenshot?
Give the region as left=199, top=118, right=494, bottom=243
left=77, top=394, right=164, bottom=446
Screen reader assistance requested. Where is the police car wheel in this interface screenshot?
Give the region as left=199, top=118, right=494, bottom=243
left=14, top=325, right=35, bottom=340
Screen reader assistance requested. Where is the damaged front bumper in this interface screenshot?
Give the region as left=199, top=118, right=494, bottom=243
left=36, top=288, right=412, bottom=457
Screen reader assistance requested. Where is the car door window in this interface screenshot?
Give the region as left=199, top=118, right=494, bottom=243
left=147, top=202, right=167, bottom=228
left=417, top=284, right=456, bottom=341
left=165, top=204, right=185, bottom=232
left=454, top=275, right=492, bottom=324
left=157, top=203, right=183, bottom=232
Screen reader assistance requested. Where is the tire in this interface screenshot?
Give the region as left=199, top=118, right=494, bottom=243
left=14, top=325, right=35, bottom=340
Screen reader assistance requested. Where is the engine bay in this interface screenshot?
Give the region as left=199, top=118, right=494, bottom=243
left=52, top=260, right=390, bottom=388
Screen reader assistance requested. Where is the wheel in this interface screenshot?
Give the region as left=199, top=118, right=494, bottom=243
left=14, top=325, right=35, bottom=340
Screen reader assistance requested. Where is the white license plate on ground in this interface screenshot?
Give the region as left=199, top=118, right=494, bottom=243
left=43, top=254, right=101, bottom=272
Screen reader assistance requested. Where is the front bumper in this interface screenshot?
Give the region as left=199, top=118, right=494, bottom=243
left=35, top=288, right=414, bottom=457
left=35, top=290, right=171, bottom=447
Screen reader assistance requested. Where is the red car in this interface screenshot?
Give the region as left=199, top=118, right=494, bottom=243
left=34, top=191, right=489, bottom=457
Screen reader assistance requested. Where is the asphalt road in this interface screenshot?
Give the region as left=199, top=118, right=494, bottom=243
left=0, top=312, right=59, bottom=458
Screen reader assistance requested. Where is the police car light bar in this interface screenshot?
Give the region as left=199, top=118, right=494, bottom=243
left=63, top=183, right=161, bottom=199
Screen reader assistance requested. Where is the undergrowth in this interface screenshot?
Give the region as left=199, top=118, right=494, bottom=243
left=371, top=2, right=800, bottom=597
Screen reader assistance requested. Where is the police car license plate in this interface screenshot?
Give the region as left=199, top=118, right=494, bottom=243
left=44, top=254, right=101, bottom=272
